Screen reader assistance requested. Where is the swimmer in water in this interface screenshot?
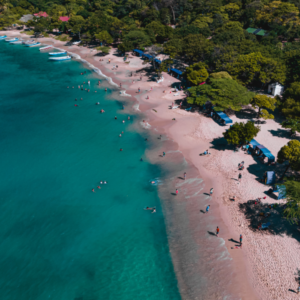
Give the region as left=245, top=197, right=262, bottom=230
left=120, top=148, right=123, bottom=151
left=97, top=186, right=101, bottom=189
left=100, top=109, right=105, bottom=113
left=92, top=189, right=95, bottom=192
left=115, top=116, right=117, bottom=119
left=72, top=86, right=74, bottom=88
left=78, top=85, right=80, bottom=89
left=121, top=131, right=124, bottom=134
left=83, top=82, right=85, bottom=84
left=75, top=98, right=77, bottom=101
left=67, top=86, right=69, bottom=88
left=88, top=81, right=90, bottom=85
left=80, top=98, right=83, bottom=100
left=100, top=181, right=103, bottom=184
left=74, top=104, right=78, bottom=107
left=151, top=181, right=155, bottom=184
left=128, top=116, right=130, bottom=120
left=119, top=134, right=122, bottom=137
left=88, top=89, right=90, bottom=92
left=145, top=138, right=148, bottom=141
left=140, top=158, right=143, bottom=161
left=105, top=88, right=107, bottom=91
left=95, top=91, right=97, bottom=93
left=122, top=120, right=125, bottom=123
left=152, top=208, right=156, bottom=213
left=104, top=181, right=107, bottom=184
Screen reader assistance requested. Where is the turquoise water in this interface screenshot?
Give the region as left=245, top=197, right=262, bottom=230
left=0, top=42, right=180, bottom=300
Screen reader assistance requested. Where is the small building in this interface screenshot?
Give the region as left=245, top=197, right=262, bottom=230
left=19, top=14, right=34, bottom=22
left=268, top=82, right=284, bottom=96
left=246, top=28, right=268, bottom=36
left=59, top=16, right=70, bottom=22
left=34, top=12, right=49, bottom=18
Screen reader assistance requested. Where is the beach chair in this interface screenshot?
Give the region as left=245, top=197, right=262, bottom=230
left=185, top=107, right=192, bottom=111
left=260, top=222, right=270, bottom=230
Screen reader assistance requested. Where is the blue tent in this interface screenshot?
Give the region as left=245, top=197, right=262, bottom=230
left=154, top=58, right=162, bottom=64
left=249, top=139, right=260, bottom=147
left=260, top=148, right=275, bottom=162
left=266, top=171, right=275, bottom=185
left=273, top=184, right=286, bottom=199
left=170, top=68, right=183, bottom=75
left=215, top=111, right=233, bottom=124
left=143, top=53, right=153, bottom=60
left=133, top=49, right=144, bottom=56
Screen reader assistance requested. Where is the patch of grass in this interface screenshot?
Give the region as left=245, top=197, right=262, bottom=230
left=96, top=46, right=110, bottom=54
left=55, top=34, right=71, bottom=42
left=21, top=30, right=34, bottom=35
left=42, top=32, right=49, bottom=37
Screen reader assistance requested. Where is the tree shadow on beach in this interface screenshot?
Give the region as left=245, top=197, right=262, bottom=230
left=210, top=137, right=232, bottom=151
left=238, top=201, right=300, bottom=244
left=235, top=108, right=257, bottom=120
left=269, top=129, right=300, bottom=141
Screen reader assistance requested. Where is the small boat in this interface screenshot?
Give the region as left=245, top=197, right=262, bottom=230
left=10, top=40, right=23, bottom=44
left=72, top=41, right=81, bottom=45
left=49, top=51, right=67, bottom=56
left=49, top=55, right=71, bottom=61
left=6, top=38, right=18, bottom=42
left=0, top=35, right=7, bottom=40
left=26, top=42, right=41, bottom=47
left=23, top=40, right=35, bottom=44
left=39, top=45, right=53, bottom=51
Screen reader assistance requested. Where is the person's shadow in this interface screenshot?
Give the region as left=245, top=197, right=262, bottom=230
left=178, top=176, right=184, bottom=180
left=228, top=238, right=240, bottom=244
left=288, top=289, right=297, bottom=294
left=203, top=193, right=210, bottom=196
left=171, top=193, right=177, bottom=196
left=200, top=210, right=206, bottom=214
left=208, top=231, right=216, bottom=236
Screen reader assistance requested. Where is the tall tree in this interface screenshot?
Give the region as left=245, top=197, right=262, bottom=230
left=277, top=140, right=300, bottom=179
left=185, top=62, right=209, bottom=86
left=251, top=95, right=276, bottom=120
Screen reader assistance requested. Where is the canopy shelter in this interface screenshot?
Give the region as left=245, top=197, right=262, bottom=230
left=214, top=111, right=233, bottom=125
left=265, top=171, right=276, bottom=185
left=142, top=53, right=153, bottom=60
left=133, top=49, right=144, bottom=56
left=154, top=58, right=162, bottom=64
left=170, top=68, right=183, bottom=79
left=272, top=184, right=286, bottom=200
left=255, top=145, right=275, bottom=163
left=249, top=139, right=260, bottom=147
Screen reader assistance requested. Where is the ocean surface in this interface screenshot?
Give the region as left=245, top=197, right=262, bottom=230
left=0, top=41, right=181, bottom=300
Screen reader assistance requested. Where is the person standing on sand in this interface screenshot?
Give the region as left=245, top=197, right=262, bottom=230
left=238, top=173, right=242, bottom=182
left=216, top=226, right=219, bottom=236
left=206, top=205, right=210, bottom=213
left=210, top=188, right=214, bottom=196
left=184, top=172, right=186, bottom=180
left=176, top=189, right=178, bottom=196
left=163, top=152, right=165, bottom=157
left=108, top=59, right=111, bottom=63
left=240, top=234, right=243, bottom=247
left=138, top=88, right=140, bottom=93
left=297, top=286, right=300, bottom=294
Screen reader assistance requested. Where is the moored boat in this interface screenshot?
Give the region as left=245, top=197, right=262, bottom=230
left=22, top=40, right=35, bottom=44
left=10, top=40, right=23, bottom=44
left=0, top=35, right=7, bottom=40
left=39, top=45, right=53, bottom=51
left=6, top=38, right=18, bottom=42
left=49, top=55, right=71, bottom=61
left=49, top=51, right=67, bottom=56
left=26, top=42, right=41, bottom=47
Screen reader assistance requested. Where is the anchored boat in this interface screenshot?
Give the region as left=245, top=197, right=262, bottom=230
left=49, top=51, right=67, bottom=56
left=26, top=42, right=41, bottom=47
left=0, top=35, right=7, bottom=40
left=39, top=45, right=53, bottom=51
left=6, top=38, right=18, bottom=42
left=49, top=56, right=71, bottom=61
left=10, top=40, right=23, bottom=44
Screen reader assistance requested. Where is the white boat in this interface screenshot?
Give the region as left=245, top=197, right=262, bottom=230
left=10, top=40, right=23, bottom=44
left=26, top=42, right=41, bottom=47
left=72, top=41, right=81, bottom=45
left=49, top=55, right=71, bottom=61
left=39, top=45, right=53, bottom=51
left=22, top=40, right=35, bottom=44
left=0, top=35, right=7, bottom=40
left=6, top=38, right=18, bottom=42
left=49, top=51, right=67, bottom=56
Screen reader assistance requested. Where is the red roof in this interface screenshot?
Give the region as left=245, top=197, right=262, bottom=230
left=34, top=12, right=49, bottom=17
left=59, top=16, right=70, bottom=22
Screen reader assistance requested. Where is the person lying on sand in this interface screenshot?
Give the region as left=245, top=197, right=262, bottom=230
left=200, top=150, right=211, bottom=156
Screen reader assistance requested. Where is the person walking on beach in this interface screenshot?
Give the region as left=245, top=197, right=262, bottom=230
left=297, top=286, right=300, bottom=294
left=184, top=172, right=186, bottom=180
left=176, top=189, right=178, bottom=196
left=238, top=173, right=242, bottom=182
left=216, top=226, right=219, bottom=236
left=108, top=59, right=111, bottom=63
left=210, top=188, right=214, bottom=196
left=205, top=205, right=210, bottom=213
left=138, top=87, right=141, bottom=93
left=240, top=234, right=243, bottom=247
left=163, top=152, right=165, bottom=157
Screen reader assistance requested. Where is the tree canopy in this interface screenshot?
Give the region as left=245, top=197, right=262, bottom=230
left=185, top=62, right=208, bottom=86
left=187, top=78, right=255, bottom=111
left=251, top=95, right=276, bottom=120
left=223, top=121, right=260, bottom=145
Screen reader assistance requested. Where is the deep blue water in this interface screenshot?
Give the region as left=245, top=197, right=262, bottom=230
left=0, top=41, right=180, bottom=300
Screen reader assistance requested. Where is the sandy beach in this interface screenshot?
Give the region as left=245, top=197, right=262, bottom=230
left=3, top=30, right=300, bottom=299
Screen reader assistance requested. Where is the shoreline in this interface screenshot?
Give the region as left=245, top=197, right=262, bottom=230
left=1, top=31, right=257, bottom=299
left=3, top=30, right=299, bottom=299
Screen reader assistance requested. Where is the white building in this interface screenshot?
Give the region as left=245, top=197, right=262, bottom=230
left=268, top=82, right=284, bottom=96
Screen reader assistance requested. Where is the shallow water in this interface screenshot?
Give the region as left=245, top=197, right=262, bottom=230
left=0, top=41, right=181, bottom=300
